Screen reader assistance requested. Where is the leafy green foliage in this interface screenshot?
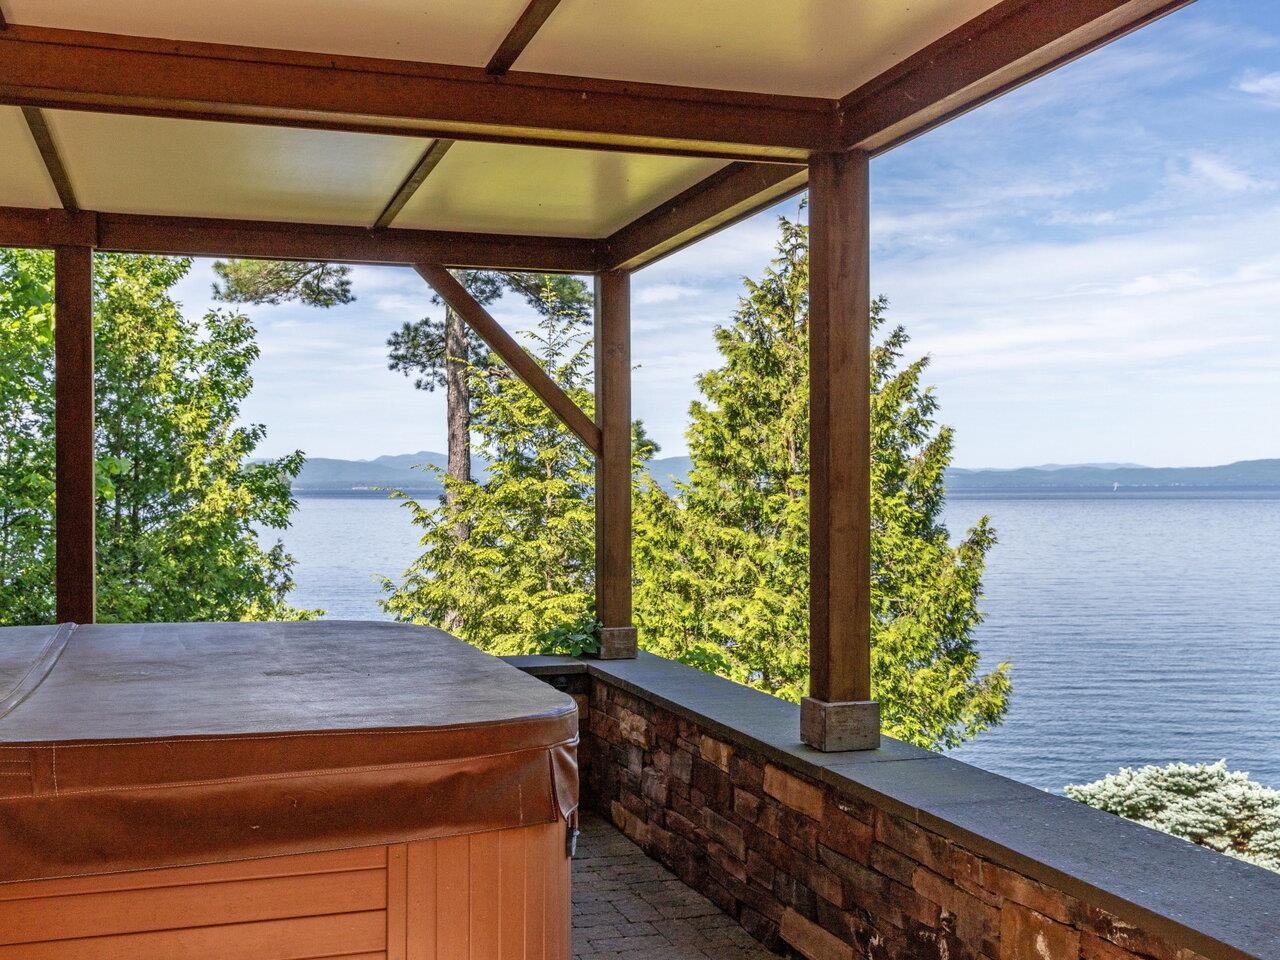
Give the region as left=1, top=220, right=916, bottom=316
left=1068, top=761, right=1280, bottom=872
left=381, top=220, right=1005, bottom=752
left=633, top=216, right=1010, bottom=750
left=212, top=259, right=354, bottom=308
left=385, top=271, right=591, bottom=396
left=382, top=275, right=618, bottom=651
left=532, top=618, right=602, bottom=657
left=0, top=249, right=314, bottom=625
left=0, top=251, right=57, bottom=624
left=386, top=271, right=503, bottom=392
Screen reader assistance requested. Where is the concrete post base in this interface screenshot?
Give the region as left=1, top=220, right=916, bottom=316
left=800, top=697, right=880, bottom=751
left=595, top=626, right=638, bottom=660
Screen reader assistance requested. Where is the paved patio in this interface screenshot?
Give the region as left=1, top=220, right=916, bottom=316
left=572, top=812, right=781, bottom=959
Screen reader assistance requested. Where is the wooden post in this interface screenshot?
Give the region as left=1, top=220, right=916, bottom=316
left=801, top=151, right=879, bottom=751
left=593, top=271, right=636, bottom=659
left=54, top=245, right=96, bottom=624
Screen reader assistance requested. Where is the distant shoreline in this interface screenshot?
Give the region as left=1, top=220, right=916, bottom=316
left=292, top=489, right=438, bottom=498
left=947, top=487, right=1280, bottom=500
left=290, top=487, right=1280, bottom=501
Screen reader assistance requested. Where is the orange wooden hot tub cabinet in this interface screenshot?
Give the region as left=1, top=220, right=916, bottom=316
left=0, top=621, right=577, bottom=959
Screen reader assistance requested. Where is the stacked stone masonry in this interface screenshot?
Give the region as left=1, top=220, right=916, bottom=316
left=583, top=682, right=1213, bottom=960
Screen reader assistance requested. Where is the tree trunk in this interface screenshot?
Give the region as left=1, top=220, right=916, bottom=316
left=444, top=306, right=472, bottom=498
left=442, top=305, right=471, bottom=633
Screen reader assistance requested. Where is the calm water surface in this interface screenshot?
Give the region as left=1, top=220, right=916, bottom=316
left=277, top=493, right=1280, bottom=792
left=945, top=494, right=1280, bottom=791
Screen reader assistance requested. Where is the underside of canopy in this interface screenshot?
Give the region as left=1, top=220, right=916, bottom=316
left=0, top=0, right=1188, bottom=269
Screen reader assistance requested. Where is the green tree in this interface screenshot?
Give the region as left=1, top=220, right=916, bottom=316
left=215, top=259, right=593, bottom=508
left=633, top=216, right=1010, bottom=750
left=212, top=259, right=354, bottom=308
left=386, top=271, right=504, bottom=536
left=1068, top=761, right=1280, bottom=872
left=386, top=271, right=593, bottom=492
left=0, top=249, right=312, bottom=625
left=382, top=275, right=642, bottom=650
left=0, top=251, right=57, bottom=624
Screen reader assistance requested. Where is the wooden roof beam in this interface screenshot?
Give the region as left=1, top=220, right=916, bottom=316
left=0, top=206, right=600, bottom=272
left=486, top=0, right=565, bottom=76
left=839, top=0, right=1195, bottom=154
left=21, top=106, right=78, bottom=211
left=0, top=25, right=835, bottom=161
left=602, top=161, right=807, bottom=271
left=373, top=138, right=454, bottom=229
left=416, top=263, right=602, bottom=455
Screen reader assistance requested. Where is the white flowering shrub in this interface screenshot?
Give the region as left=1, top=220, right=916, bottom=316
left=1067, top=760, right=1280, bottom=872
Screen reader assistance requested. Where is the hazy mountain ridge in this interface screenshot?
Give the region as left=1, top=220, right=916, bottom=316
left=292, top=452, right=471, bottom=494
left=290, top=453, right=1280, bottom=495
left=947, top=459, right=1280, bottom=491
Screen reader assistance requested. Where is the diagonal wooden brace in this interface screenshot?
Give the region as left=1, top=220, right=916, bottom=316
left=414, top=264, right=601, bottom=456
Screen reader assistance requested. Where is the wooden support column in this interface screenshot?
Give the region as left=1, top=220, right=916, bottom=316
left=802, top=151, right=879, bottom=751
left=54, top=245, right=95, bottom=624
left=593, top=271, right=636, bottom=659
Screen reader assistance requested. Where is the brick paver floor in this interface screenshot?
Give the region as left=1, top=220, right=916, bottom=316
left=572, top=812, right=783, bottom=959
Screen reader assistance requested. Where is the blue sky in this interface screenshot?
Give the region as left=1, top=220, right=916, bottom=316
left=173, top=0, right=1280, bottom=469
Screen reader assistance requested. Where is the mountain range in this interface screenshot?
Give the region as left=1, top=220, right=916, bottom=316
left=288, top=453, right=1280, bottom=495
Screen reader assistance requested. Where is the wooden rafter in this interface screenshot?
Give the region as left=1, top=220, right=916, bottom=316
left=21, top=107, right=78, bottom=211
left=0, top=25, right=833, bottom=161
left=373, top=138, right=455, bottom=230
left=416, top=264, right=602, bottom=455
left=486, top=0, right=564, bottom=76
left=840, top=0, right=1194, bottom=153
left=0, top=206, right=599, bottom=272
left=602, top=161, right=807, bottom=271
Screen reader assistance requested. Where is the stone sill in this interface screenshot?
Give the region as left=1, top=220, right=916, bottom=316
left=504, top=653, right=1280, bottom=960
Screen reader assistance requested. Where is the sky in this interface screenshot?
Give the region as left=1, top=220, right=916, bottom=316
left=172, top=0, right=1280, bottom=469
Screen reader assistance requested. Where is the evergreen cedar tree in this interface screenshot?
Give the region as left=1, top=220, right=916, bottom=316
left=382, top=217, right=1011, bottom=751
left=633, top=216, right=1009, bottom=750
left=0, top=249, right=312, bottom=624
left=1069, top=761, right=1280, bottom=873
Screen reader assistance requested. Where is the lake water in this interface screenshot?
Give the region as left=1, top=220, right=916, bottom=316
left=278, top=492, right=1280, bottom=793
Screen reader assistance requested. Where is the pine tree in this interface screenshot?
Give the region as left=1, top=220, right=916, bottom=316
left=1068, top=761, right=1280, bottom=872
left=634, top=216, right=1010, bottom=750
left=381, top=276, right=633, bottom=652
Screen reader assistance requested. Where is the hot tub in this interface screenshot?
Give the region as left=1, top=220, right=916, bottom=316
left=0, top=620, right=577, bottom=959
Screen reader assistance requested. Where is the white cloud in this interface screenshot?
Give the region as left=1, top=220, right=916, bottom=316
left=1184, top=154, right=1269, bottom=193
left=634, top=282, right=702, bottom=305
left=1237, top=71, right=1280, bottom=105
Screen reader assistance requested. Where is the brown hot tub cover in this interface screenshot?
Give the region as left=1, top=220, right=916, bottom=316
left=0, top=621, right=577, bottom=884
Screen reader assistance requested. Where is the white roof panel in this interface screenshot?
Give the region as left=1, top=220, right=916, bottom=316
left=520, top=0, right=1003, bottom=97
left=46, top=112, right=429, bottom=226
left=392, top=142, right=727, bottom=238
left=0, top=107, right=62, bottom=209
left=4, top=0, right=531, bottom=68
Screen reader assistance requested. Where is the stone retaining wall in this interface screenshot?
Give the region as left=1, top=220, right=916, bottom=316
left=583, top=681, right=1211, bottom=960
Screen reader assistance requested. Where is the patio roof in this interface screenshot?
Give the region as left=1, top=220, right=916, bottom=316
left=0, top=0, right=1186, bottom=270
